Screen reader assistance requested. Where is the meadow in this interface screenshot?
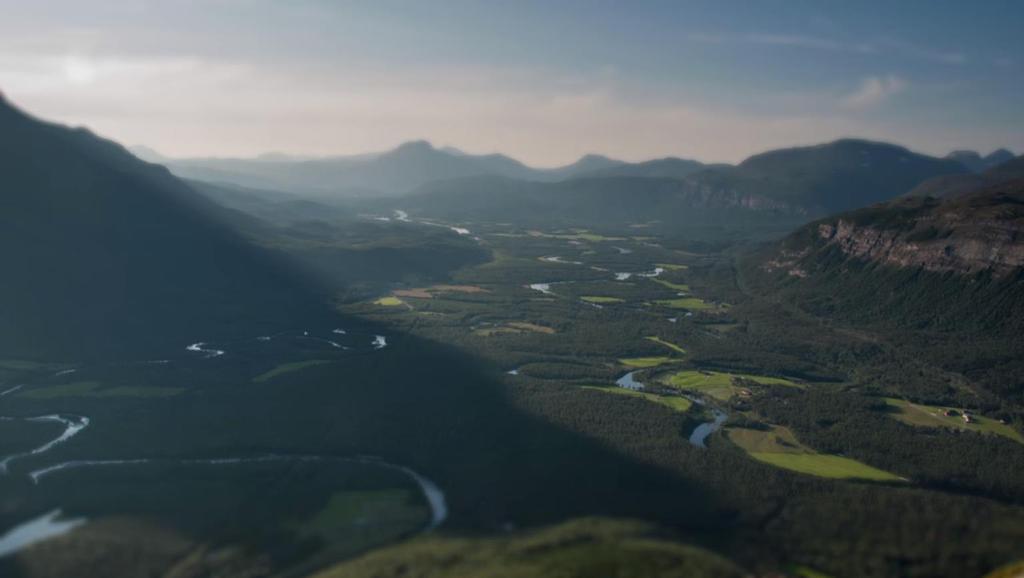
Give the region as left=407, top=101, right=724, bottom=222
left=727, top=426, right=902, bottom=481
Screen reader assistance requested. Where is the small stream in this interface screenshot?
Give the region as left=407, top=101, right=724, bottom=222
left=615, top=371, right=644, bottom=391
left=614, top=372, right=727, bottom=448
left=0, top=385, right=23, bottom=397
left=527, top=283, right=555, bottom=295
left=185, top=342, right=225, bottom=358
left=685, top=396, right=728, bottom=449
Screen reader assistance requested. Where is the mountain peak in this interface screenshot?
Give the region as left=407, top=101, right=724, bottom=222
left=946, top=148, right=1016, bottom=172
left=986, top=148, right=1015, bottom=165
left=577, top=153, right=615, bottom=163
left=947, top=149, right=983, bottom=160
left=394, top=140, right=435, bottom=154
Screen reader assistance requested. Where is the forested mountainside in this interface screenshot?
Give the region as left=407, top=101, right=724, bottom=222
left=747, top=178, right=1024, bottom=403
left=687, top=138, right=968, bottom=214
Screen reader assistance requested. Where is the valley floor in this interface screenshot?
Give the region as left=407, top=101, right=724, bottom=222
left=2, top=215, right=1024, bottom=578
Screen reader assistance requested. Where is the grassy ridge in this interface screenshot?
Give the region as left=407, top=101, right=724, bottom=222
left=311, top=518, right=744, bottom=578
left=883, top=398, right=1024, bottom=444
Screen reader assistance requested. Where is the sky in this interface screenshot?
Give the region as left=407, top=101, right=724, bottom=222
left=1, top=0, right=1021, bottom=165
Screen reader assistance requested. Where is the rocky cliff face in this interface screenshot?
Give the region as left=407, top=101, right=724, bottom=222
left=766, top=179, right=1024, bottom=278
left=816, top=218, right=1024, bottom=277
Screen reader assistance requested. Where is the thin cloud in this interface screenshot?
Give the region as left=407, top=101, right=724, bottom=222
left=840, top=75, right=908, bottom=110
left=690, top=33, right=964, bottom=64
left=745, top=34, right=875, bottom=54
left=875, top=39, right=966, bottom=65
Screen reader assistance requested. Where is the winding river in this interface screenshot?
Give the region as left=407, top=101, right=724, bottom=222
left=0, top=326, right=424, bottom=560
left=685, top=395, right=728, bottom=449
left=0, top=454, right=448, bottom=559
left=25, top=454, right=448, bottom=529
left=688, top=408, right=728, bottom=449
left=613, top=372, right=728, bottom=448
left=0, top=415, right=90, bottom=474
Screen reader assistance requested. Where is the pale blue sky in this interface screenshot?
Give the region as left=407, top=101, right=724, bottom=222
left=1, top=0, right=1020, bottom=164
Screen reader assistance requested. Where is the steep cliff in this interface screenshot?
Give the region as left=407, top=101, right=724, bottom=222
left=766, top=179, right=1024, bottom=278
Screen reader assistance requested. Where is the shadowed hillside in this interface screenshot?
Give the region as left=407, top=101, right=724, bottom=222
left=0, top=94, right=331, bottom=361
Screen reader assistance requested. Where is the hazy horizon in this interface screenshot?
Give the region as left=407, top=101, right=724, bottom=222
left=126, top=135, right=1015, bottom=169
left=2, top=0, right=1022, bottom=164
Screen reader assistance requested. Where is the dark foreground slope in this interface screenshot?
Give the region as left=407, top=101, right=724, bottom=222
left=0, top=95, right=329, bottom=361
left=747, top=178, right=1024, bottom=402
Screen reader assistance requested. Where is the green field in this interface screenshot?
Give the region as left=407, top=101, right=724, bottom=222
left=882, top=398, right=1024, bottom=444
left=654, top=297, right=713, bottom=310
left=750, top=454, right=902, bottom=481
left=253, top=360, right=333, bottom=383
left=653, top=279, right=691, bottom=292
left=373, top=296, right=406, bottom=307
left=655, top=263, right=689, bottom=271
left=662, top=370, right=797, bottom=400
left=580, top=296, right=625, bottom=304
left=619, top=356, right=677, bottom=368
left=645, top=336, right=686, bottom=355
left=582, top=386, right=692, bottom=413
left=527, top=230, right=627, bottom=242
left=728, top=426, right=901, bottom=481
left=18, top=381, right=184, bottom=399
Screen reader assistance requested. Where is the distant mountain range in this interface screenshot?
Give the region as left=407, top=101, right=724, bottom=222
left=907, top=153, right=1024, bottom=199
left=138, top=138, right=992, bottom=213
left=389, top=139, right=969, bottom=232
left=132, top=141, right=633, bottom=197
left=945, top=149, right=1016, bottom=173
left=0, top=94, right=330, bottom=360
